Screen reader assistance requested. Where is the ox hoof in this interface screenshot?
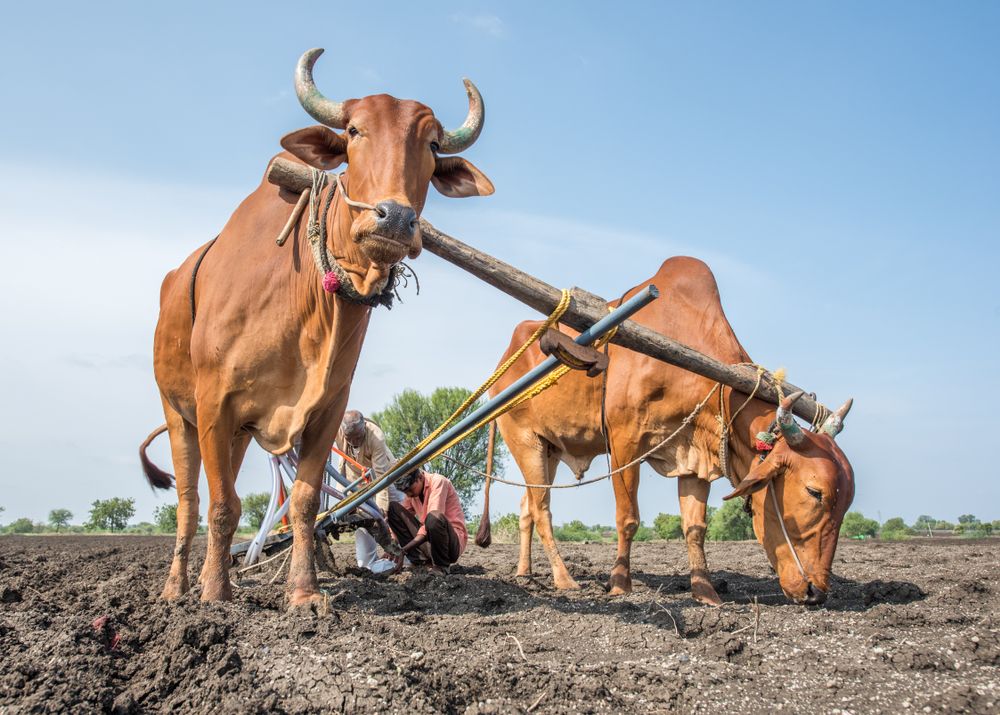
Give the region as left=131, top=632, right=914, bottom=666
left=199, top=579, right=234, bottom=602
left=554, top=575, right=582, bottom=591
left=160, top=576, right=189, bottom=601
left=608, top=580, right=633, bottom=597
left=286, top=590, right=328, bottom=616
left=692, top=581, right=722, bottom=607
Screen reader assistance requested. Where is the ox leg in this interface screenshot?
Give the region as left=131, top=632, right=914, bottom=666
left=516, top=491, right=534, bottom=577
left=161, top=402, right=201, bottom=600
left=608, top=460, right=641, bottom=596
left=679, top=475, right=722, bottom=606
left=526, top=448, right=580, bottom=590
left=196, top=413, right=241, bottom=602
left=284, top=431, right=334, bottom=611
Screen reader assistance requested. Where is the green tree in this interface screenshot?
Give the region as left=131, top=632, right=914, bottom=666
left=958, top=514, right=979, bottom=525
left=491, top=513, right=521, bottom=543
left=653, top=513, right=683, bottom=540
left=841, top=511, right=879, bottom=538
left=153, top=504, right=178, bottom=533
left=241, top=493, right=271, bottom=529
left=933, top=520, right=955, bottom=530
left=372, top=387, right=508, bottom=515
left=8, top=517, right=36, bottom=534
left=633, top=523, right=657, bottom=542
left=87, top=498, right=135, bottom=532
left=880, top=516, right=911, bottom=540
left=48, top=509, right=73, bottom=532
left=707, top=499, right=755, bottom=541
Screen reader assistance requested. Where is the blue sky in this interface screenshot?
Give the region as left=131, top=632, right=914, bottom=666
left=1, top=2, right=997, bottom=528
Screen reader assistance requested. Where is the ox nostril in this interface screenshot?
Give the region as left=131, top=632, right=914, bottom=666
left=805, top=583, right=827, bottom=606
left=373, top=201, right=417, bottom=239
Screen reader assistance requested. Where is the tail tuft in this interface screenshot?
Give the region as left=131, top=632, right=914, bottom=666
left=475, top=512, right=492, bottom=548
left=139, top=424, right=175, bottom=490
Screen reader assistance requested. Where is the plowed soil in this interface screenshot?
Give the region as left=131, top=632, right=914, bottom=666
left=0, top=535, right=996, bottom=713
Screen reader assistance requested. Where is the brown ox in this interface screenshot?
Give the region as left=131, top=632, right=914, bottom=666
left=139, top=49, right=493, bottom=607
left=484, top=257, right=853, bottom=605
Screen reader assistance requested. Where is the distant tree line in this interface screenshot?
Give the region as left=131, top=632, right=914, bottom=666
left=472, top=498, right=757, bottom=543
left=841, top=512, right=997, bottom=540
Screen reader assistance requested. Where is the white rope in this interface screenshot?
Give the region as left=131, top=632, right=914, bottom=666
left=443, top=383, right=721, bottom=489
left=769, top=485, right=809, bottom=583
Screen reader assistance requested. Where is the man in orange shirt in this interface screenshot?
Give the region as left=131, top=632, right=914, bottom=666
left=388, top=467, right=468, bottom=573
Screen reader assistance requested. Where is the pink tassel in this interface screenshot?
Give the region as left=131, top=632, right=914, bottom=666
left=322, top=271, right=341, bottom=293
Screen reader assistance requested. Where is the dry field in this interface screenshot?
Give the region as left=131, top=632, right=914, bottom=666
left=0, top=535, right=996, bottom=713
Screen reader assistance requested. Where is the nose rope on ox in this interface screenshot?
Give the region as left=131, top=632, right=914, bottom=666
left=768, top=483, right=810, bottom=586
left=302, top=168, right=403, bottom=309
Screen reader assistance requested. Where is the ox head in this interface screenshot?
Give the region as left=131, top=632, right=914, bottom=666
left=724, top=392, right=855, bottom=606
left=280, top=48, right=493, bottom=280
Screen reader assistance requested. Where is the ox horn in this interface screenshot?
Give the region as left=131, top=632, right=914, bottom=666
left=438, top=78, right=485, bottom=154
left=294, top=48, right=347, bottom=129
left=820, top=398, right=854, bottom=439
left=776, top=390, right=807, bottom=447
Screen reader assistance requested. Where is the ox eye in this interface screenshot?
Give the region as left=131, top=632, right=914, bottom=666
left=430, top=140, right=440, bottom=152
left=347, top=126, right=359, bottom=138
left=806, top=487, right=823, bottom=501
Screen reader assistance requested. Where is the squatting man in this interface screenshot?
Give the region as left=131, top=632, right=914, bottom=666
left=388, top=466, right=468, bottom=574
left=334, top=410, right=468, bottom=574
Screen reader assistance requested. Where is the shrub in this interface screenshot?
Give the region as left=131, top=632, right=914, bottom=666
left=841, top=511, right=879, bottom=538
left=879, top=517, right=911, bottom=540
left=126, top=522, right=156, bottom=535
left=707, top=499, right=755, bottom=541
left=492, top=513, right=521, bottom=543
left=633, top=523, right=657, bottom=542
left=653, top=513, right=683, bottom=540
left=154, top=504, right=178, bottom=533
left=7, top=517, right=36, bottom=534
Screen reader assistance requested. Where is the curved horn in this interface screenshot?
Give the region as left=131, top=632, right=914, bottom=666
left=438, top=78, right=485, bottom=154
left=820, top=398, right=854, bottom=439
left=776, top=391, right=806, bottom=447
left=294, top=48, right=347, bottom=129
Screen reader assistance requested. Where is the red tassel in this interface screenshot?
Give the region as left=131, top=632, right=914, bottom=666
left=322, top=271, right=341, bottom=293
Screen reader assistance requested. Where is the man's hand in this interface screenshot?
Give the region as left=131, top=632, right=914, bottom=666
left=390, top=549, right=405, bottom=574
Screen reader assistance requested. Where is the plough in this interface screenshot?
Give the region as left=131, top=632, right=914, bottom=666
left=231, top=157, right=844, bottom=565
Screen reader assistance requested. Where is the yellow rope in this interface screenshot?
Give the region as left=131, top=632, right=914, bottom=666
left=319, top=289, right=576, bottom=520
left=389, top=288, right=572, bottom=469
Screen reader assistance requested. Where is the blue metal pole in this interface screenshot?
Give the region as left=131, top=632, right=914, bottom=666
left=331, top=285, right=659, bottom=520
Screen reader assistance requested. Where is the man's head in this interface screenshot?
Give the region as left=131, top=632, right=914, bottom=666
left=341, top=410, right=366, bottom=448
left=396, top=467, right=425, bottom=497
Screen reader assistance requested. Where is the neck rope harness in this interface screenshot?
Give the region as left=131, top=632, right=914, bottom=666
left=723, top=411, right=810, bottom=586
left=305, top=169, right=415, bottom=310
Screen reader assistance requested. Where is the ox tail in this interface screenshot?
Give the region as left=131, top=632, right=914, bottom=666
left=139, top=424, right=175, bottom=490
left=474, top=421, right=497, bottom=548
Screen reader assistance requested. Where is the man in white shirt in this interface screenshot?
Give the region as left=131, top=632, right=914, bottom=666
left=332, top=410, right=405, bottom=573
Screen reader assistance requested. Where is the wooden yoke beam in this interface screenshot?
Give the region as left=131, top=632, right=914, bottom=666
left=266, top=157, right=831, bottom=425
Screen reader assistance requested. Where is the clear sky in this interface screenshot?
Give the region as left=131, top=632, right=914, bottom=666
left=1, top=2, right=997, bottom=528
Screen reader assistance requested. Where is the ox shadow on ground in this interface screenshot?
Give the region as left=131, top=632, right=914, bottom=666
left=283, top=561, right=914, bottom=641
left=631, top=568, right=925, bottom=612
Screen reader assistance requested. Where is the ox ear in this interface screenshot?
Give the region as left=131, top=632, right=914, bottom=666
left=280, top=125, right=348, bottom=170
left=432, top=156, right=495, bottom=198
left=723, top=457, right=783, bottom=501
